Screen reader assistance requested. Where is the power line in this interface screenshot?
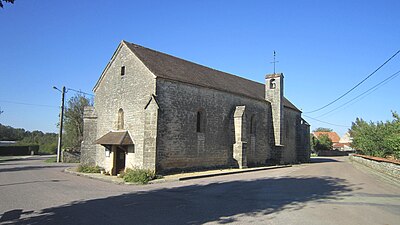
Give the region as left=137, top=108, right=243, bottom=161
left=304, top=49, right=400, bottom=113
left=303, top=115, right=350, bottom=128
left=67, top=88, right=94, bottom=97
left=0, top=87, right=94, bottom=110
left=315, top=69, right=400, bottom=118
left=0, top=100, right=58, bottom=108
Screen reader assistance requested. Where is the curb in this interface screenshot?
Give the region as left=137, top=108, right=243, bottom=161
left=64, top=164, right=293, bottom=185
left=177, top=165, right=292, bottom=181
left=63, top=167, right=125, bottom=185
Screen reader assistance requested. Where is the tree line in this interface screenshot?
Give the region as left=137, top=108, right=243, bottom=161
left=0, top=93, right=92, bottom=154
left=0, top=124, right=58, bottom=154
left=350, top=112, right=400, bottom=159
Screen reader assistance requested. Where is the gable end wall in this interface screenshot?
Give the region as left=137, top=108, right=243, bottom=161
left=93, top=44, right=157, bottom=171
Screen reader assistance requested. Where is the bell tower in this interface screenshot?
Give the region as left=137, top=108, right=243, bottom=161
left=265, top=73, right=284, bottom=146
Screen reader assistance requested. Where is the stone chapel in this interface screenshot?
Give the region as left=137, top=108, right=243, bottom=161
left=81, top=40, right=310, bottom=175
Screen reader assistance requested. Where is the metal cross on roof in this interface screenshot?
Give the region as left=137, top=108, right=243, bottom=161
left=270, top=51, right=279, bottom=74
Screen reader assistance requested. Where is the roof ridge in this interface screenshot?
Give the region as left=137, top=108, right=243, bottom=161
left=122, top=40, right=301, bottom=112
left=123, top=41, right=265, bottom=86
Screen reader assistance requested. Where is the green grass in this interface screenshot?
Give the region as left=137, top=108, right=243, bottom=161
left=122, top=168, right=156, bottom=184
left=44, top=156, right=57, bottom=163
left=311, top=153, right=318, bottom=157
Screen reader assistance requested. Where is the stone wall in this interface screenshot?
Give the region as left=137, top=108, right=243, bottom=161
left=81, top=106, right=97, bottom=165
left=63, top=150, right=80, bottom=163
left=280, top=108, right=300, bottom=163
left=296, top=118, right=311, bottom=162
left=155, top=78, right=274, bottom=172
left=350, top=154, right=400, bottom=179
left=92, top=43, right=157, bottom=172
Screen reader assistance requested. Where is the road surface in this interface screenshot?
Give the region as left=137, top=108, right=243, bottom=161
left=0, top=156, right=399, bottom=225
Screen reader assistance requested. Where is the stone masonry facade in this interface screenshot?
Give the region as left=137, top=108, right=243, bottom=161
left=81, top=41, right=311, bottom=174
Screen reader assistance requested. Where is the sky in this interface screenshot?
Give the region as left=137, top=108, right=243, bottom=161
left=0, top=0, right=399, bottom=137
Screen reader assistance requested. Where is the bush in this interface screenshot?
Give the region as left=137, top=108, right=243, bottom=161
left=39, top=142, right=57, bottom=155
left=123, top=168, right=156, bottom=184
left=77, top=164, right=103, bottom=173
left=350, top=112, right=400, bottom=159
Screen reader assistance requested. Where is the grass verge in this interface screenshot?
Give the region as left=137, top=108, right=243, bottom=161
left=44, top=156, right=57, bottom=163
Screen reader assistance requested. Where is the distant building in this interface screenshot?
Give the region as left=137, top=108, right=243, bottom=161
left=336, top=132, right=353, bottom=151
left=81, top=41, right=311, bottom=175
left=312, top=132, right=340, bottom=143
left=312, top=131, right=353, bottom=151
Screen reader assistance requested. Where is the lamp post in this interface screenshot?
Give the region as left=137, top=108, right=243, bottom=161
left=53, top=86, right=66, bottom=163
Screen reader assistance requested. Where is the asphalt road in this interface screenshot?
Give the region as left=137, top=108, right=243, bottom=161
left=0, top=156, right=399, bottom=225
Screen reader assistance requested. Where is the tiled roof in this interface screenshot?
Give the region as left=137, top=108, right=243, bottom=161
left=313, top=132, right=341, bottom=143
left=123, top=41, right=300, bottom=112
left=95, top=131, right=133, bottom=146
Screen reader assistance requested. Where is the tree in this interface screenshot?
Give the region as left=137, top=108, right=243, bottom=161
left=312, top=134, right=333, bottom=151
left=0, top=0, right=14, bottom=8
left=313, top=127, right=333, bottom=132
left=19, top=130, right=58, bottom=154
left=63, top=93, right=93, bottom=151
left=0, top=123, right=25, bottom=141
left=350, top=111, right=400, bottom=159
left=0, top=123, right=57, bottom=154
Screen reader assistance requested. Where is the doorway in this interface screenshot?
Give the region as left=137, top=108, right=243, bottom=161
left=115, top=146, right=126, bottom=175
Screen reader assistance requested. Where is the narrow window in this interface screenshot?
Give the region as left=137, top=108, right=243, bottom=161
left=121, top=66, right=125, bottom=76
left=118, top=108, right=124, bottom=130
left=270, top=79, right=276, bottom=89
left=250, top=115, right=256, bottom=135
left=196, top=111, right=202, bottom=133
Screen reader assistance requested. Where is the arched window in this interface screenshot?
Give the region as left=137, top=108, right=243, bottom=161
left=196, top=110, right=205, bottom=133
left=270, top=79, right=276, bottom=89
left=118, top=108, right=124, bottom=130
left=250, top=115, right=256, bottom=135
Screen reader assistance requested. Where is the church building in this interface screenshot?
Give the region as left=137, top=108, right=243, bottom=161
left=81, top=40, right=310, bottom=175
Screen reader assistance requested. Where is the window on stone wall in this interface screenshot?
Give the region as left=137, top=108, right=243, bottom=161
left=196, top=110, right=205, bottom=133
left=118, top=108, right=124, bottom=130
left=270, top=79, right=276, bottom=89
left=250, top=115, right=256, bottom=135
left=121, top=66, right=125, bottom=76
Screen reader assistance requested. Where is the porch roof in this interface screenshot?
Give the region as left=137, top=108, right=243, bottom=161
left=95, top=131, right=133, bottom=145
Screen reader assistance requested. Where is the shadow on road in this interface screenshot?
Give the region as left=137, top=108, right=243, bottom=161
left=5, top=176, right=354, bottom=225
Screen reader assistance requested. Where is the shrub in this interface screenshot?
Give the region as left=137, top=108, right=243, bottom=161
left=123, top=168, right=156, bottom=184
left=77, top=164, right=103, bottom=173
left=39, top=142, right=57, bottom=155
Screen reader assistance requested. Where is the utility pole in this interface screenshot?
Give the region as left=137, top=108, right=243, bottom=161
left=54, top=86, right=66, bottom=163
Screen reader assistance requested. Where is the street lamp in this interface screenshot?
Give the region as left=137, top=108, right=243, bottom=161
left=53, top=86, right=66, bottom=163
